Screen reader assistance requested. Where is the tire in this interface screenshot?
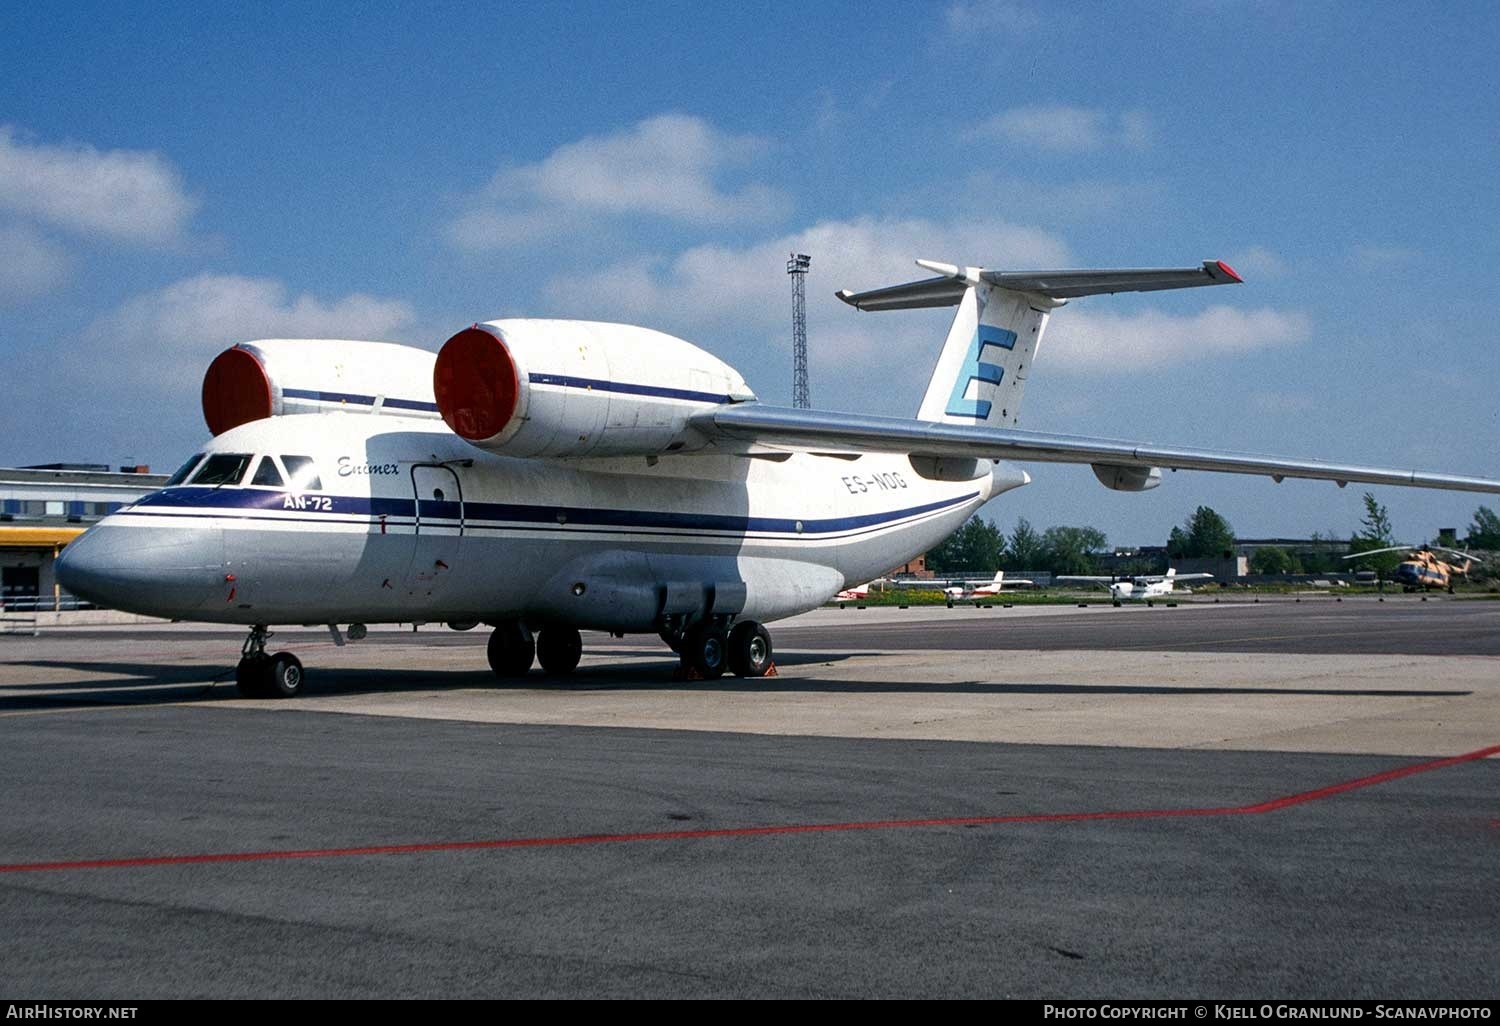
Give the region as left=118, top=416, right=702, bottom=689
left=727, top=621, right=773, bottom=678
left=685, top=626, right=728, bottom=679
left=487, top=622, right=535, bottom=678
left=265, top=652, right=304, bottom=698
left=537, top=625, right=582, bottom=676
left=235, top=656, right=271, bottom=698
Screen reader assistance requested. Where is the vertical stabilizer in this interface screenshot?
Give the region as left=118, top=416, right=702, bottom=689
left=916, top=284, right=1052, bottom=427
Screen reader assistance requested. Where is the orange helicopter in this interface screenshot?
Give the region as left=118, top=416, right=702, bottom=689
left=1341, top=545, right=1484, bottom=593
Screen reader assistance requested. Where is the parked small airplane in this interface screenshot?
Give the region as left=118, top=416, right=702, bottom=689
left=54, top=254, right=1500, bottom=697
left=930, top=570, right=1035, bottom=604
left=1340, top=545, right=1484, bottom=593
left=834, top=579, right=887, bottom=603
left=836, top=570, right=1029, bottom=606
left=1057, top=568, right=1213, bottom=606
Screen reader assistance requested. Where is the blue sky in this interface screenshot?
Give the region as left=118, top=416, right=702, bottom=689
left=3, top=2, right=1498, bottom=546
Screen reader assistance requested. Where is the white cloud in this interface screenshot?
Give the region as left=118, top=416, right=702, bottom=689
left=1046, top=306, right=1311, bottom=372
left=1350, top=243, right=1418, bottom=270
left=550, top=214, right=1071, bottom=337
left=970, top=105, right=1153, bottom=153
left=85, top=273, right=417, bottom=389
left=1226, top=245, right=1287, bottom=280
left=0, top=125, right=197, bottom=243
left=447, top=114, right=789, bottom=250
left=944, top=0, right=1040, bottom=34
left=0, top=223, right=70, bottom=304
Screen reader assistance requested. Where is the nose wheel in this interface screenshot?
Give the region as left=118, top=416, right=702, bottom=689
left=235, top=626, right=304, bottom=698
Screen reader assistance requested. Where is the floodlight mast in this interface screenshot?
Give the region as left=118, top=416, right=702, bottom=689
left=788, top=252, right=811, bottom=409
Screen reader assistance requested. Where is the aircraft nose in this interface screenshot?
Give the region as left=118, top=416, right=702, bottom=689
left=57, top=523, right=225, bottom=615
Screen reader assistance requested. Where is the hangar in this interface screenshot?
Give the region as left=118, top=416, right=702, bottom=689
left=0, top=464, right=166, bottom=616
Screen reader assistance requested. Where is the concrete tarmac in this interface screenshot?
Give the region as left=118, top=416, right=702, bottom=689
left=0, top=599, right=1495, bottom=998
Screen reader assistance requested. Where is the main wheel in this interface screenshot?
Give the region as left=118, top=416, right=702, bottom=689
left=537, top=625, right=582, bottom=676
left=727, top=621, right=773, bottom=678
left=235, top=656, right=271, bottom=698
left=265, top=652, right=304, bottom=698
left=487, top=622, right=535, bottom=678
left=684, top=626, right=728, bottom=679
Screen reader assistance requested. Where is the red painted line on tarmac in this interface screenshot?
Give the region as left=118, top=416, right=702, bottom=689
left=2, top=745, right=1495, bottom=875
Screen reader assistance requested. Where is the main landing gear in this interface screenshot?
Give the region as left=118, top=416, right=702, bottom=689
left=235, top=625, right=304, bottom=698
left=486, top=620, right=586, bottom=678
left=483, top=618, right=775, bottom=682
left=664, top=619, right=775, bottom=680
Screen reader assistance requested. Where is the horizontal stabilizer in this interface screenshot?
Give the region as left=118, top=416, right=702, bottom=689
left=837, top=260, right=1241, bottom=310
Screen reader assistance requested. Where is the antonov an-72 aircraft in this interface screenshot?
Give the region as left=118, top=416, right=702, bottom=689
left=56, top=256, right=1500, bottom=697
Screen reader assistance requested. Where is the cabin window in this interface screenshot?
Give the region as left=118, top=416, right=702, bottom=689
left=190, top=453, right=253, bottom=486
left=165, top=453, right=205, bottom=486
left=281, top=455, right=322, bottom=491
left=250, top=456, right=285, bottom=488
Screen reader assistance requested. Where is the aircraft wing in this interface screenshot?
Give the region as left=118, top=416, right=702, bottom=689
left=1055, top=576, right=1114, bottom=584
left=696, top=405, right=1500, bottom=494
left=1171, top=573, right=1214, bottom=582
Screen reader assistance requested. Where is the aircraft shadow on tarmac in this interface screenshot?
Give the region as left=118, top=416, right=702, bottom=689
left=1, top=654, right=1471, bottom=708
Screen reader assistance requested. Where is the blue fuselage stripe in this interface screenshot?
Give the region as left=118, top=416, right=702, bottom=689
left=123, top=487, right=978, bottom=536
left=526, top=373, right=734, bottom=405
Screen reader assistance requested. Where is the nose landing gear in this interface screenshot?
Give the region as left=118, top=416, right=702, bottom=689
left=235, top=625, right=304, bottom=698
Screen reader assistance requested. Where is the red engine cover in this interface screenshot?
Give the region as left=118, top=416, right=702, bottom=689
left=433, top=326, right=520, bottom=442
left=201, top=346, right=274, bottom=435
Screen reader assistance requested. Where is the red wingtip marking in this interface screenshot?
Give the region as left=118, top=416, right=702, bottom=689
left=1215, top=259, right=1243, bottom=283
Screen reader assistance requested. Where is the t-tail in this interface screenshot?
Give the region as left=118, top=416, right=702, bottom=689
left=837, top=259, right=1242, bottom=428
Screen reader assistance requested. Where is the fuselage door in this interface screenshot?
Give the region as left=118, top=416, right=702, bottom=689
left=407, top=465, right=463, bottom=600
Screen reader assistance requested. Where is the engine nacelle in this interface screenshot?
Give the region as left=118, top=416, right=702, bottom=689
left=433, top=320, right=755, bottom=458
left=201, top=339, right=439, bottom=435
left=1092, top=463, right=1163, bottom=492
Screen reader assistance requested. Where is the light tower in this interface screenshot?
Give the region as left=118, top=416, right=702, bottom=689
left=787, top=252, right=811, bottom=408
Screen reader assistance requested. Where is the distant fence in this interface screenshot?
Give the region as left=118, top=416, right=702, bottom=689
left=0, top=595, right=98, bottom=613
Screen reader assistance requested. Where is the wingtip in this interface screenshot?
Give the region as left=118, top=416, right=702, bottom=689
left=835, top=289, right=859, bottom=307
left=1208, top=259, right=1243, bottom=284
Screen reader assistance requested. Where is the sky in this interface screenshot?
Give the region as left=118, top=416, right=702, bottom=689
left=3, top=1, right=1498, bottom=547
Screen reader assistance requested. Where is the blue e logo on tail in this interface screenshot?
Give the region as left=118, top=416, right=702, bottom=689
left=945, top=324, right=1016, bottom=419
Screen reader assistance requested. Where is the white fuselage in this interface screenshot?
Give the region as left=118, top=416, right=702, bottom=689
left=61, top=413, right=1027, bottom=631
left=1111, top=579, right=1175, bottom=602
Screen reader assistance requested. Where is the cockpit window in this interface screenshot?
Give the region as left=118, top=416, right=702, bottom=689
left=281, top=455, right=322, bottom=491
left=250, top=456, right=285, bottom=488
left=190, top=453, right=253, bottom=486
left=165, top=453, right=206, bottom=486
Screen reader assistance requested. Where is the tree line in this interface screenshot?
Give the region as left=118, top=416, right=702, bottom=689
left=925, top=498, right=1500, bottom=578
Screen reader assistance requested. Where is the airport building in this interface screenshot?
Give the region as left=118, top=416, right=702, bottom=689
left=0, top=464, right=166, bottom=611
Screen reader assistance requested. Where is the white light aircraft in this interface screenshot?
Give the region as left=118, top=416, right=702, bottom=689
left=56, top=256, right=1500, bottom=696
left=948, top=570, right=1033, bottom=599
left=1057, top=568, right=1214, bottom=606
